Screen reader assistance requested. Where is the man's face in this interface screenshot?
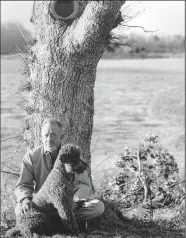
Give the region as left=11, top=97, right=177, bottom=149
left=42, top=122, right=61, bottom=152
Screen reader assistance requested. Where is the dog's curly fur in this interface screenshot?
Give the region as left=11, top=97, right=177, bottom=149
left=7, top=144, right=87, bottom=237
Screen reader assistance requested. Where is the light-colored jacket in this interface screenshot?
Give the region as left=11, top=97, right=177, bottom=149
left=15, top=145, right=92, bottom=202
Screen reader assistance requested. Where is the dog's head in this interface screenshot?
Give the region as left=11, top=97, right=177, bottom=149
left=59, top=144, right=87, bottom=174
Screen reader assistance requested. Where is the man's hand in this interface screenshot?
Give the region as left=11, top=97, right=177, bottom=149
left=21, top=198, right=33, bottom=214
left=73, top=199, right=86, bottom=212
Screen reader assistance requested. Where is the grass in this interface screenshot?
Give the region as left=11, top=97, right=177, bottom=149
left=1, top=198, right=185, bottom=238
left=1, top=172, right=185, bottom=238
left=1, top=56, right=185, bottom=237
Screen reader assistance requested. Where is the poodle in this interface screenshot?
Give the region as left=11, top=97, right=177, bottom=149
left=7, top=144, right=87, bottom=237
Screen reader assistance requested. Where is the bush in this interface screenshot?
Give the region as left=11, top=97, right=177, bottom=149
left=103, top=134, right=184, bottom=209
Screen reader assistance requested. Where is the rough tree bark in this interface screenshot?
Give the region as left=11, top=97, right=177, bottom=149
left=22, top=1, right=125, bottom=180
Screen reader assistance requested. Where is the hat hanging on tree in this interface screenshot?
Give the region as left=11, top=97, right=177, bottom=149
left=50, top=0, right=79, bottom=21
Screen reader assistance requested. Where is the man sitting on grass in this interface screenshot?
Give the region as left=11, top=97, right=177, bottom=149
left=14, top=118, right=105, bottom=232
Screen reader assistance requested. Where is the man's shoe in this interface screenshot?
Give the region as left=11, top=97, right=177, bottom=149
left=78, top=220, right=88, bottom=233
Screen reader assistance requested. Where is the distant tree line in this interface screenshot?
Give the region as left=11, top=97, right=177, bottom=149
left=1, top=21, right=184, bottom=58
left=1, top=22, right=32, bottom=55
left=104, top=32, right=185, bottom=58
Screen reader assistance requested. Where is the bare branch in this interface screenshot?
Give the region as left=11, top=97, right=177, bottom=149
left=107, top=32, right=134, bottom=49
left=93, top=178, right=138, bottom=193
left=116, top=187, right=142, bottom=204
left=92, top=167, right=117, bottom=175
left=125, top=164, right=137, bottom=174
left=1, top=170, right=19, bottom=178
left=117, top=179, right=137, bottom=187
left=121, top=23, right=159, bottom=33
left=11, top=39, right=34, bottom=58
left=122, top=1, right=140, bottom=13
left=122, top=9, right=145, bottom=24
left=168, top=179, right=185, bottom=189
left=1, top=135, right=19, bottom=143
left=1, top=162, right=20, bottom=173
left=1, top=142, right=22, bottom=174
left=137, top=149, right=141, bottom=173
left=109, top=39, right=134, bottom=48
left=17, top=80, right=32, bottom=93
left=15, top=44, right=26, bottom=58
left=16, top=102, right=26, bottom=110
left=11, top=142, right=23, bottom=159
left=92, top=153, right=115, bottom=173
left=14, top=94, right=28, bottom=104
left=104, top=169, right=116, bottom=181
left=90, top=136, right=100, bottom=154
left=93, top=180, right=110, bottom=187
left=16, top=23, right=30, bottom=43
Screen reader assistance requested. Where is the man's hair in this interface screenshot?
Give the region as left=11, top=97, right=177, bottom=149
left=42, top=118, right=63, bottom=131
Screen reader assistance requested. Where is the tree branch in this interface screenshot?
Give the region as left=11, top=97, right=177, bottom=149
left=92, top=167, right=117, bottom=175
left=121, top=23, right=159, bottom=33
left=108, top=35, right=134, bottom=48
left=92, top=153, right=115, bottom=173
left=1, top=162, right=20, bottom=173
left=72, top=1, right=125, bottom=52
left=1, top=170, right=19, bottom=178
left=1, top=135, right=19, bottom=143
left=16, top=23, right=30, bottom=43
left=122, top=9, right=145, bottom=24
left=125, top=164, right=137, bottom=174
left=137, top=149, right=141, bottom=173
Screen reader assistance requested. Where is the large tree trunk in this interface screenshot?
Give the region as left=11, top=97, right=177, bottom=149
left=23, top=1, right=125, bottom=179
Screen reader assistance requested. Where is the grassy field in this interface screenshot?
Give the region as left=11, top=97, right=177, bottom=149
left=93, top=57, right=185, bottom=181
left=1, top=56, right=184, bottom=175
left=1, top=55, right=185, bottom=237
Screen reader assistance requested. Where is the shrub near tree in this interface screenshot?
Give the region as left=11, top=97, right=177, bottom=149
left=104, top=134, right=184, bottom=209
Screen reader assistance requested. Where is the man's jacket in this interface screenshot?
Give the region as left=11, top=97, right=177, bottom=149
left=15, top=145, right=92, bottom=202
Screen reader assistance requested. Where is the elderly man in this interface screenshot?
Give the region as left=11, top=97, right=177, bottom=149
left=14, top=118, right=104, bottom=232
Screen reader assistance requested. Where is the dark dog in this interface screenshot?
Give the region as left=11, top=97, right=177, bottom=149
left=7, top=144, right=87, bottom=237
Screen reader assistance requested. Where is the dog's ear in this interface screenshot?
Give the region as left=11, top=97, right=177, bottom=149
left=74, top=159, right=87, bottom=174
left=59, top=154, right=65, bottom=163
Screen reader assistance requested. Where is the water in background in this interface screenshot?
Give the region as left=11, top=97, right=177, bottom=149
left=1, top=56, right=184, bottom=181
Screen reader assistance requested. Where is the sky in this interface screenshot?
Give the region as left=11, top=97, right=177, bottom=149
left=1, top=1, right=185, bottom=36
